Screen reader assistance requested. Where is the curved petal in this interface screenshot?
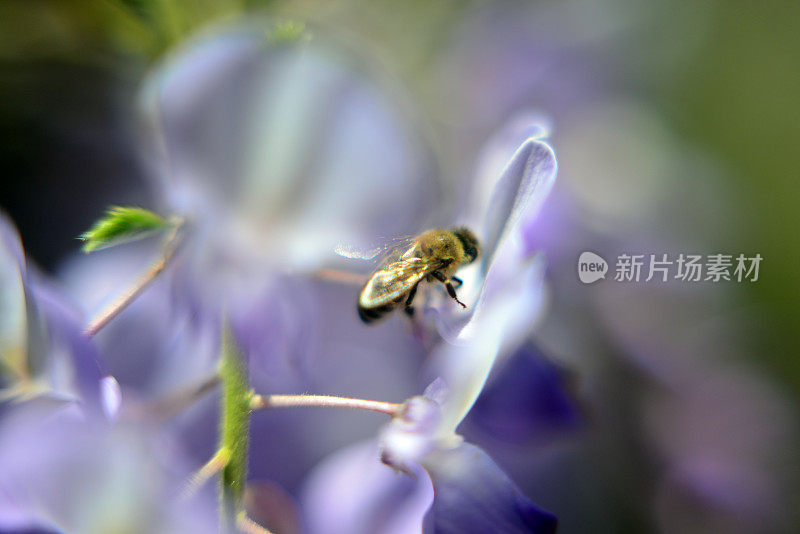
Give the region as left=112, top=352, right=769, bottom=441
left=142, top=21, right=438, bottom=269
left=58, top=245, right=220, bottom=397
left=0, top=403, right=216, bottom=534
left=432, top=122, right=556, bottom=341
left=1, top=215, right=106, bottom=413
left=475, top=127, right=557, bottom=270
left=24, top=277, right=105, bottom=413
left=99, top=375, right=122, bottom=422
left=422, top=442, right=557, bottom=534
left=302, top=440, right=433, bottom=534
left=229, top=275, right=318, bottom=394
left=464, top=343, right=581, bottom=445
left=0, top=213, right=25, bottom=271
left=432, top=256, right=547, bottom=436
left=244, top=481, right=301, bottom=534
left=0, top=213, right=27, bottom=385
left=379, top=381, right=446, bottom=472
left=465, top=113, right=552, bottom=230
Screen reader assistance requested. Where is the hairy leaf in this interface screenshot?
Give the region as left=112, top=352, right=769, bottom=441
left=79, top=206, right=169, bottom=253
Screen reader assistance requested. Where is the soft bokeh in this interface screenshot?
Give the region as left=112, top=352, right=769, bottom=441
left=1, top=1, right=799, bottom=533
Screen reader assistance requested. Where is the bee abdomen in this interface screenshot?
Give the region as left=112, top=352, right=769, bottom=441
left=358, top=300, right=400, bottom=323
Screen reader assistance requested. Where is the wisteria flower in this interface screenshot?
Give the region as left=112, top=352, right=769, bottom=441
left=0, top=212, right=111, bottom=417
left=56, top=18, right=568, bottom=534
left=140, top=20, right=437, bottom=315
left=302, top=119, right=561, bottom=533
left=0, top=214, right=213, bottom=532
left=146, top=22, right=562, bottom=532
left=60, top=20, right=446, bottom=401
left=0, top=399, right=216, bottom=533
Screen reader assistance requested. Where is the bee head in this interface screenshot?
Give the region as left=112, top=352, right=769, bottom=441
left=452, top=227, right=480, bottom=264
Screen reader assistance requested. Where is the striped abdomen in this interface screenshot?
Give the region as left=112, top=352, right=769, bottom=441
left=357, top=296, right=404, bottom=323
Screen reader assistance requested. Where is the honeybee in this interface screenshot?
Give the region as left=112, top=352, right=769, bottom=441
left=357, top=227, right=480, bottom=323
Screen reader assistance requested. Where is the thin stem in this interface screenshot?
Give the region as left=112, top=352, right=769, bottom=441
left=84, top=220, right=184, bottom=337
left=181, top=447, right=230, bottom=500
left=250, top=393, right=401, bottom=416
left=237, top=512, right=274, bottom=534
left=138, top=372, right=220, bottom=421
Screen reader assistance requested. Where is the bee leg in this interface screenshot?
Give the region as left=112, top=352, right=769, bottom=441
left=451, top=276, right=463, bottom=288
left=404, top=282, right=419, bottom=316
left=432, top=272, right=466, bottom=308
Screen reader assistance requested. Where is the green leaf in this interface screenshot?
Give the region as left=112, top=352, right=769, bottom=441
left=218, top=324, right=250, bottom=533
left=79, top=206, right=170, bottom=253
left=265, top=20, right=311, bottom=46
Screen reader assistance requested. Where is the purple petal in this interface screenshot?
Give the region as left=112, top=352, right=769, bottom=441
left=143, top=21, right=437, bottom=264
left=520, top=184, right=582, bottom=264
left=478, top=131, right=557, bottom=269
left=422, top=378, right=449, bottom=406
left=229, top=276, right=318, bottom=394
left=244, top=481, right=301, bottom=534
left=24, top=277, right=105, bottom=412
left=0, top=403, right=217, bottom=533
left=379, top=388, right=444, bottom=473
left=0, top=529, right=62, bottom=534
left=422, top=443, right=557, bottom=534
left=432, top=121, right=555, bottom=341
left=59, top=245, right=220, bottom=396
left=429, top=256, right=547, bottom=434
left=301, top=440, right=433, bottom=534
left=1, top=215, right=106, bottom=412
left=464, top=343, right=580, bottom=445
left=467, top=113, right=551, bottom=226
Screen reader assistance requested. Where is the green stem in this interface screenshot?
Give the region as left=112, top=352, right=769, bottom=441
left=219, top=325, right=250, bottom=533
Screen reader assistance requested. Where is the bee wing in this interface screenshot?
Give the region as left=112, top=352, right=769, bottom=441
left=335, top=235, right=416, bottom=265
left=334, top=243, right=385, bottom=260
left=359, top=258, right=439, bottom=308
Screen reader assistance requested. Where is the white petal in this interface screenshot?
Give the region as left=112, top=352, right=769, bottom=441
left=142, top=21, right=437, bottom=268
left=0, top=214, right=27, bottom=380
left=480, top=136, right=557, bottom=269
left=99, top=375, right=122, bottom=421
left=432, top=256, right=548, bottom=436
